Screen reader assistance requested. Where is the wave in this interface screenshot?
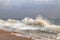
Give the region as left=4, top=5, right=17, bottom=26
left=0, top=16, right=60, bottom=32
left=0, top=16, right=60, bottom=40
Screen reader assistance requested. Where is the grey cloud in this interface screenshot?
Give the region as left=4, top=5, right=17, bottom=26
left=0, top=0, right=60, bottom=19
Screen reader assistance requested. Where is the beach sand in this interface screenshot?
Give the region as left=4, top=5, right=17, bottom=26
left=0, top=30, right=33, bottom=40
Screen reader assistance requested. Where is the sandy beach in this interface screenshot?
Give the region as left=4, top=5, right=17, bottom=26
left=0, top=30, right=33, bottom=40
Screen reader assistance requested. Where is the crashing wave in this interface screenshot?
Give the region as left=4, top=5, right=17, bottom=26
left=0, top=16, right=59, bottom=32
left=0, top=16, right=59, bottom=40
left=22, top=16, right=51, bottom=27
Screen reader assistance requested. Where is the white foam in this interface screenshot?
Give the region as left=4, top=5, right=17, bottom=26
left=0, top=16, right=59, bottom=40
left=0, top=16, right=59, bottom=31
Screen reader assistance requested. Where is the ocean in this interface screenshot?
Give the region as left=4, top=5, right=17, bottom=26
left=48, top=18, right=60, bottom=25
left=1, top=18, right=60, bottom=25
left=0, top=17, right=60, bottom=40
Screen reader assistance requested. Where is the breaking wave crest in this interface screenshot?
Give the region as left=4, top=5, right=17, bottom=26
left=0, top=16, right=60, bottom=40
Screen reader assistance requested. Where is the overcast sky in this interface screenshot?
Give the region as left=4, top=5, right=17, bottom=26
left=0, top=0, right=60, bottom=19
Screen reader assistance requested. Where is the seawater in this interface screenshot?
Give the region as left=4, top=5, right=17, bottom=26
left=48, top=18, right=60, bottom=25
left=0, top=17, right=60, bottom=40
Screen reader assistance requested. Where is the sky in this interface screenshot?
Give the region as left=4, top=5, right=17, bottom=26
left=0, top=0, right=60, bottom=19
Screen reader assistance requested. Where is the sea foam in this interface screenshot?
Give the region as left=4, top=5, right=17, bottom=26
left=0, top=16, right=60, bottom=40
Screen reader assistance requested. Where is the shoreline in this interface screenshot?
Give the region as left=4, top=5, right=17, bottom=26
left=0, top=30, right=33, bottom=40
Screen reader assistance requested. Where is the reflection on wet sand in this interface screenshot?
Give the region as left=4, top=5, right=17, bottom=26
left=0, top=30, right=33, bottom=40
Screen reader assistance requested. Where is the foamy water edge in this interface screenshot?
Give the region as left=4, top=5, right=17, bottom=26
left=0, top=16, right=59, bottom=40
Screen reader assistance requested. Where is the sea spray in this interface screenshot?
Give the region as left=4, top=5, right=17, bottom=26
left=0, top=16, right=59, bottom=33
left=22, top=16, right=51, bottom=26
left=0, top=16, right=59, bottom=40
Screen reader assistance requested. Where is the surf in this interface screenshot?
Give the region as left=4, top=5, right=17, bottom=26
left=0, top=16, right=60, bottom=40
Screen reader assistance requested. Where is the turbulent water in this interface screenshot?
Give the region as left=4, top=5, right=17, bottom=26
left=0, top=16, right=60, bottom=40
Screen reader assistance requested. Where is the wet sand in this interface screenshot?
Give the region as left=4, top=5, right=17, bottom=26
left=0, top=30, right=33, bottom=40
